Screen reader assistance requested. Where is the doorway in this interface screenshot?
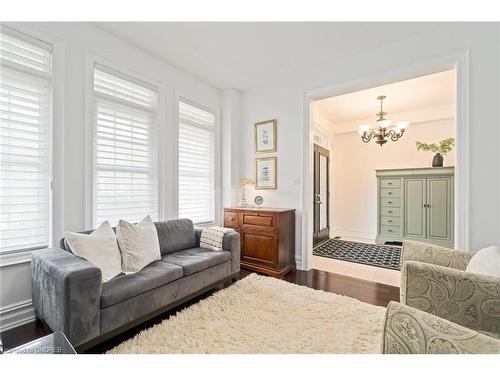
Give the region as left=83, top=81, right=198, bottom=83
left=306, top=68, right=460, bottom=286
left=313, top=144, right=330, bottom=247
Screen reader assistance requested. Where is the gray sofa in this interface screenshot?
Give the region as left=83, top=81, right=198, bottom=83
left=31, top=219, right=240, bottom=352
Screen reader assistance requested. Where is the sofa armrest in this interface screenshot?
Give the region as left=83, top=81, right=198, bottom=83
left=402, top=240, right=474, bottom=270
left=222, top=231, right=241, bottom=275
left=31, top=248, right=102, bottom=346
left=401, top=260, right=500, bottom=336
left=383, top=301, right=500, bottom=354
left=194, top=227, right=240, bottom=275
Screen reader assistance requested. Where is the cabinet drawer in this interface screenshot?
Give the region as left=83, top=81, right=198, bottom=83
left=381, top=197, right=401, bottom=207
left=241, top=212, right=275, bottom=229
left=381, top=216, right=400, bottom=226
left=381, top=179, right=401, bottom=189
left=380, top=188, right=401, bottom=198
left=380, top=225, right=400, bottom=236
left=224, top=211, right=239, bottom=228
left=381, top=207, right=400, bottom=217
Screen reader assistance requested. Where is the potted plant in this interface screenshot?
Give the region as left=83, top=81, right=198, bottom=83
left=416, top=137, right=455, bottom=167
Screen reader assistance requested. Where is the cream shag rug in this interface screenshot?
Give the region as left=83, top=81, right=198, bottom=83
left=108, top=273, right=386, bottom=354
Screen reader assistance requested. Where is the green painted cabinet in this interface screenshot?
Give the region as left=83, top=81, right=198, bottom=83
left=376, top=167, right=454, bottom=248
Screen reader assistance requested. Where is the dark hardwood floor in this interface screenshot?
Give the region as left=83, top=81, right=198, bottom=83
left=1, top=268, right=399, bottom=353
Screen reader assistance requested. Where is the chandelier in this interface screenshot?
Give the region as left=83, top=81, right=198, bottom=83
left=358, top=95, right=410, bottom=146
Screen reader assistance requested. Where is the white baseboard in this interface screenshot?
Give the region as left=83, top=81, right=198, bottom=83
left=0, top=299, right=35, bottom=332
left=295, top=256, right=303, bottom=270
left=332, top=228, right=376, bottom=241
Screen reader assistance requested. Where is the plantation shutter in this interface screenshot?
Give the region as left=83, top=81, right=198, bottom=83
left=93, top=64, right=158, bottom=226
left=178, top=100, right=215, bottom=224
left=0, top=26, right=52, bottom=253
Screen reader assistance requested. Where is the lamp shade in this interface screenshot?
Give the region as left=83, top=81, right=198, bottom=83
left=240, top=177, right=254, bottom=185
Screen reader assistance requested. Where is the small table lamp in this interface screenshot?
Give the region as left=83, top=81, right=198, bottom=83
left=238, top=177, right=255, bottom=207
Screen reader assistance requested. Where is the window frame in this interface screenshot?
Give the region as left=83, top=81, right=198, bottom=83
left=87, top=56, right=163, bottom=228
left=0, top=23, right=65, bottom=265
left=176, top=96, right=219, bottom=226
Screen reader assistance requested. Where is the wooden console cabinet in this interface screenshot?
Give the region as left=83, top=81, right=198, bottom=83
left=223, top=207, right=296, bottom=278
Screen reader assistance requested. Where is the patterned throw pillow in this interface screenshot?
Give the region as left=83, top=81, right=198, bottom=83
left=65, top=221, right=122, bottom=282
left=200, top=226, right=235, bottom=251
left=116, top=215, right=161, bottom=274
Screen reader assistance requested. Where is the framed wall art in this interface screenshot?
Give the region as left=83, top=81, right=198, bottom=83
left=255, top=157, right=277, bottom=189
left=254, top=119, right=277, bottom=153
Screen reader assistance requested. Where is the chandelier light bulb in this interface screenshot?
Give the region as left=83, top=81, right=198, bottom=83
left=358, top=124, right=371, bottom=134
left=377, top=119, right=391, bottom=129
left=396, top=121, right=410, bottom=131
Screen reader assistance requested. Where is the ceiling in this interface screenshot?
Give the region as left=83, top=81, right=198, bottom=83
left=93, top=22, right=441, bottom=90
left=313, top=69, right=456, bottom=131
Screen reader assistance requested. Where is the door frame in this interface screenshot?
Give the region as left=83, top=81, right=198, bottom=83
left=300, top=51, right=470, bottom=271
left=313, top=144, right=330, bottom=246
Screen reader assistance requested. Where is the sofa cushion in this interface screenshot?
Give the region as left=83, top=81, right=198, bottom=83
left=101, top=261, right=183, bottom=308
left=161, top=247, right=231, bottom=276
left=154, top=219, right=197, bottom=255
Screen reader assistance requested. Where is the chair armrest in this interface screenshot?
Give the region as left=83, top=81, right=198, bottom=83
left=383, top=301, right=500, bottom=354
left=31, top=248, right=102, bottom=346
left=401, top=260, right=500, bottom=336
left=402, top=240, right=474, bottom=270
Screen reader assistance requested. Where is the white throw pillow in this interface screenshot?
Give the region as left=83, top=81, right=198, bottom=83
left=64, top=221, right=122, bottom=282
left=116, top=215, right=161, bottom=274
left=466, top=245, right=500, bottom=278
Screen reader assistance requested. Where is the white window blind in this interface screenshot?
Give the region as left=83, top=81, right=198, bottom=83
left=93, top=64, right=158, bottom=226
left=178, top=100, right=215, bottom=224
left=0, top=26, right=52, bottom=253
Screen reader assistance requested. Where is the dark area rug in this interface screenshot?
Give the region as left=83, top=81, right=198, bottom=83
left=313, top=239, right=401, bottom=270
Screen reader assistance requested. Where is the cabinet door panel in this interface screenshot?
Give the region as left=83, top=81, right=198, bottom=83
left=241, top=232, right=277, bottom=266
left=427, top=177, right=453, bottom=241
left=404, top=179, right=426, bottom=239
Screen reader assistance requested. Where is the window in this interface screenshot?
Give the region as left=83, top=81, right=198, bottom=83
left=0, top=26, right=52, bottom=253
left=93, top=64, right=158, bottom=226
left=178, top=100, right=215, bottom=224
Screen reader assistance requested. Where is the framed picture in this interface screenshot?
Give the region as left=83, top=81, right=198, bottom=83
left=254, top=119, right=277, bottom=153
left=255, top=157, right=277, bottom=189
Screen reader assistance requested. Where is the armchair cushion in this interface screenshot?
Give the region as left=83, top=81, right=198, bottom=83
left=402, top=240, right=474, bottom=270
left=401, top=260, right=500, bottom=336
left=383, top=301, right=500, bottom=354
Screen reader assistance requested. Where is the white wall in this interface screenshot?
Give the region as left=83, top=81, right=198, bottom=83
left=240, top=23, right=500, bottom=268
left=221, top=89, right=242, bottom=208
left=331, top=118, right=455, bottom=240
left=0, top=22, right=223, bottom=331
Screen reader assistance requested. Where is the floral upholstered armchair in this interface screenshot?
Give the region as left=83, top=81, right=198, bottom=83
left=382, top=240, right=500, bottom=354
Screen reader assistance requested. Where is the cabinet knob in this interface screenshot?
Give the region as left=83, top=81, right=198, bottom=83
left=388, top=192, right=392, bottom=195
left=388, top=201, right=392, bottom=204
left=388, top=220, right=392, bottom=223
left=388, top=210, right=393, bottom=213
left=388, top=182, right=392, bottom=185
left=388, top=229, right=393, bottom=232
